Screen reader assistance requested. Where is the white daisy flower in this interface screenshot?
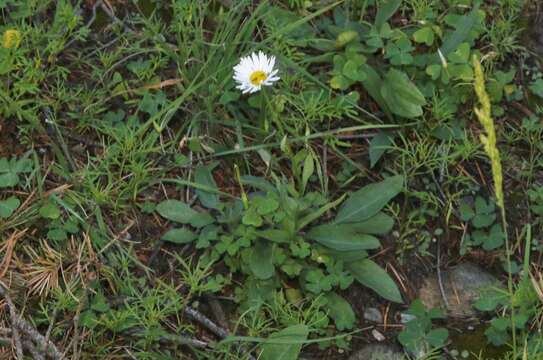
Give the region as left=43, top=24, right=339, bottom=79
left=233, top=51, right=280, bottom=94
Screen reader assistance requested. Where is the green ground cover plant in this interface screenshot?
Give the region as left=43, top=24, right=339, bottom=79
left=0, top=0, right=542, bottom=359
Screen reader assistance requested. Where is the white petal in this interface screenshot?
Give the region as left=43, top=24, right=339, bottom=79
left=267, top=56, right=276, bottom=72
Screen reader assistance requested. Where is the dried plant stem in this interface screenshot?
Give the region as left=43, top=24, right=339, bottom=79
left=0, top=285, right=66, bottom=360
left=184, top=306, right=229, bottom=338
left=2, top=291, right=23, bottom=359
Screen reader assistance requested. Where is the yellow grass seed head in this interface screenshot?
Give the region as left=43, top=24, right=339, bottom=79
left=472, top=55, right=504, bottom=211
left=2, top=29, right=21, bottom=49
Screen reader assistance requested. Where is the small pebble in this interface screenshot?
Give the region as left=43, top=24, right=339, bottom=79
left=400, top=313, right=417, bottom=323
left=450, top=349, right=459, bottom=357
left=363, top=307, right=383, bottom=323
left=371, top=329, right=385, bottom=342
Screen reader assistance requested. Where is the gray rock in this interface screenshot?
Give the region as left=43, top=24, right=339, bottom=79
left=418, top=262, right=501, bottom=317
left=349, top=344, right=404, bottom=360
left=364, top=307, right=383, bottom=323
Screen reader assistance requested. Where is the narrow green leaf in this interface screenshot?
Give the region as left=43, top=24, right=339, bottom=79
left=257, top=229, right=291, bottom=243
left=360, top=64, right=393, bottom=120
left=307, top=224, right=381, bottom=251
left=325, top=249, right=368, bottom=262
left=348, top=259, right=403, bottom=303
left=369, top=132, right=394, bottom=168
left=335, top=175, right=403, bottom=224
left=162, top=228, right=197, bottom=244
left=349, top=212, right=395, bottom=235
left=240, top=175, right=276, bottom=193
left=188, top=212, right=215, bottom=228
left=297, top=193, right=346, bottom=231
left=194, top=165, right=220, bottom=210
left=260, top=324, right=309, bottom=360
left=156, top=200, right=198, bottom=223
left=375, top=0, right=402, bottom=29
left=439, top=4, right=480, bottom=57
left=301, top=152, right=314, bottom=193
left=381, top=69, right=426, bottom=118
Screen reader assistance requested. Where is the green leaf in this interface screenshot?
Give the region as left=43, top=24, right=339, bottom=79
left=360, top=64, right=393, bottom=120
left=381, top=69, right=426, bottom=118
left=307, top=224, right=381, bottom=251
left=240, top=176, right=276, bottom=193
left=529, top=78, right=543, bottom=98
left=369, top=132, right=394, bottom=168
left=330, top=74, right=351, bottom=90
left=335, top=30, right=359, bottom=47
left=448, top=42, right=470, bottom=63
left=248, top=241, right=274, bottom=279
left=482, top=224, right=504, bottom=250
left=189, top=212, right=215, bottom=228
left=439, top=3, right=480, bottom=57
left=325, top=292, right=355, bottom=330
left=257, top=229, right=291, bottom=243
left=219, top=90, right=240, bottom=105
left=242, top=208, right=263, bottom=227
left=427, top=328, right=449, bottom=347
left=156, top=200, right=213, bottom=228
left=194, top=166, right=220, bottom=210
left=335, top=175, right=403, bottom=224
left=47, top=228, right=67, bottom=241
left=325, top=248, right=368, bottom=262
left=0, top=173, right=18, bottom=188
left=162, top=228, right=197, bottom=244
left=297, top=193, right=346, bottom=231
left=260, top=324, right=309, bottom=360
left=281, top=261, right=303, bottom=277
left=39, top=202, right=61, bottom=219
left=263, top=6, right=314, bottom=41
left=342, top=60, right=366, bottom=81
left=156, top=200, right=198, bottom=223
left=459, top=201, right=475, bottom=221
left=300, top=152, right=316, bottom=194
left=349, top=212, right=394, bottom=235
left=375, top=0, right=402, bottom=29
left=472, top=213, right=495, bottom=228
left=348, top=259, right=403, bottom=303
left=486, top=322, right=510, bottom=346
left=413, top=27, right=434, bottom=46
left=0, top=196, right=19, bottom=218
left=426, top=64, right=441, bottom=80
left=254, top=196, right=279, bottom=215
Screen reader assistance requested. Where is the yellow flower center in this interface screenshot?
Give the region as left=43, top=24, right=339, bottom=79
left=2, top=29, right=21, bottom=49
left=249, top=70, right=267, bottom=86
